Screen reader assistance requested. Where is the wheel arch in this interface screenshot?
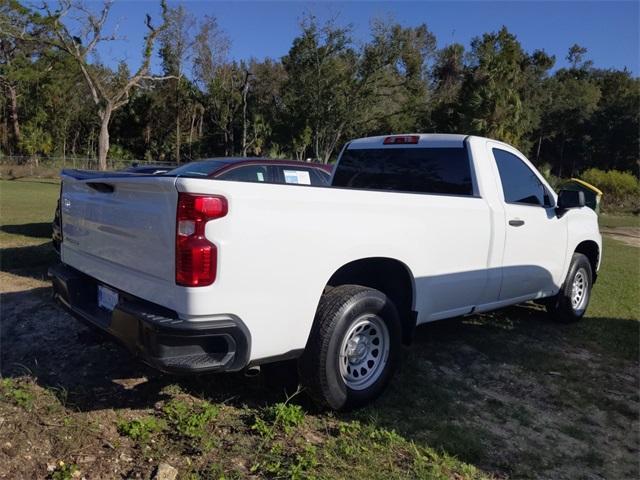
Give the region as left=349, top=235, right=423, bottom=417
left=323, top=257, right=416, bottom=344
left=574, top=240, right=600, bottom=283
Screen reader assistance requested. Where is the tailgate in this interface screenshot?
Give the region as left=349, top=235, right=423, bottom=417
left=60, top=170, right=178, bottom=283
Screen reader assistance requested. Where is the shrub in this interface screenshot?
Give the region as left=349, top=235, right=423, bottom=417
left=0, top=378, right=35, bottom=410
left=579, top=168, right=640, bottom=212
left=117, top=416, right=165, bottom=443
left=49, top=461, right=79, bottom=480
left=539, top=163, right=562, bottom=190
left=251, top=402, right=306, bottom=439
left=162, top=399, right=219, bottom=439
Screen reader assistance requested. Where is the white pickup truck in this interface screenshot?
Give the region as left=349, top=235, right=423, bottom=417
left=50, top=134, right=601, bottom=409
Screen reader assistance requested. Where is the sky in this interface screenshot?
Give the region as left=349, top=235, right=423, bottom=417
left=88, top=0, right=639, bottom=75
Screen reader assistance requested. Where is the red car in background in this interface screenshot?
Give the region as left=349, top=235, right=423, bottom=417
left=168, top=157, right=333, bottom=185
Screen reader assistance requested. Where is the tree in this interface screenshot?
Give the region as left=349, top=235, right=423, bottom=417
left=283, top=17, right=435, bottom=162
left=0, top=0, right=47, bottom=153
left=1, top=3, right=637, bottom=178
left=282, top=17, right=357, bottom=162
left=159, top=4, right=196, bottom=162
left=567, top=43, right=591, bottom=70
left=203, top=61, right=244, bottom=155
left=587, top=70, right=640, bottom=173
left=246, top=58, right=287, bottom=156
left=192, top=16, right=233, bottom=154
left=538, top=46, right=601, bottom=176
left=357, top=21, right=435, bottom=135
left=40, top=0, right=172, bottom=170
left=429, top=43, right=466, bottom=132
left=459, top=28, right=528, bottom=147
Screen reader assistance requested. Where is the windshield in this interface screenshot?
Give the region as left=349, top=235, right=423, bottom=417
left=166, top=160, right=229, bottom=178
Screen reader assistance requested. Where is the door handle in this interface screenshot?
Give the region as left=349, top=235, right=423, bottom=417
left=509, top=219, right=525, bottom=227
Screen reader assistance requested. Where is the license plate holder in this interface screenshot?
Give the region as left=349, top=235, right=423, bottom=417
left=98, top=285, right=119, bottom=311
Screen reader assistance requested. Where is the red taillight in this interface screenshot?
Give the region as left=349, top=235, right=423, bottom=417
left=383, top=135, right=419, bottom=145
left=176, top=193, right=228, bottom=286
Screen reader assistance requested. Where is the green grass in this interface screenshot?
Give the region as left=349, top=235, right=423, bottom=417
left=576, top=236, right=640, bottom=360
left=117, top=416, right=166, bottom=443
left=0, top=378, right=36, bottom=410
left=599, top=213, right=640, bottom=228
left=0, top=179, right=60, bottom=273
left=0, top=178, right=60, bottom=244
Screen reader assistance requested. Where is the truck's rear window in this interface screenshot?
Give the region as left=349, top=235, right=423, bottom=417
left=332, top=147, right=473, bottom=196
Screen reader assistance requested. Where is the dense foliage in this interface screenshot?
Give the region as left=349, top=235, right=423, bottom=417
left=1, top=1, right=638, bottom=177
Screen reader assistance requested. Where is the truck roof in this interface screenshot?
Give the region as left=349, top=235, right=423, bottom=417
left=346, top=133, right=468, bottom=149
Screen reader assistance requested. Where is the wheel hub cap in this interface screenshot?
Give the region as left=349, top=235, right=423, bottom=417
left=571, top=268, right=588, bottom=311
left=339, top=315, right=390, bottom=391
left=346, top=336, right=369, bottom=362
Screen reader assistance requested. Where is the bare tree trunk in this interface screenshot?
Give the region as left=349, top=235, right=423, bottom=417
left=189, top=107, right=197, bottom=159
left=558, top=137, right=565, bottom=178
left=1, top=113, right=7, bottom=153
left=229, top=125, right=235, bottom=156
left=175, top=79, right=181, bottom=163
left=241, top=71, right=251, bottom=156
left=7, top=84, right=20, bottom=148
left=314, top=123, right=320, bottom=162
left=176, top=113, right=181, bottom=163
left=72, top=129, right=79, bottom=156
left=98, top=105, right=113, bottom=171
left=536, top=136, right=542, bottom=164
left=1, top=101, right=7, bottom=151
left=189, top=108, right=195, bottom=144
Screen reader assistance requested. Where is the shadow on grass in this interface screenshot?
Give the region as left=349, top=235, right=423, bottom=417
left=350, top=308, right=639, bottom=472
left=0, top=241, right=57, bottom=279
left=2, top=285, right=636, bottom=410
left=2, top=284, right=638, bottom=476
left=2, top=177, right=60, bottom=185
left=0, top=287, right=296, bottom=414
left=1, top=222, right=52, bottom=239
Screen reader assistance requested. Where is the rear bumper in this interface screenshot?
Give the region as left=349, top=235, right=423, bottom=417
left=48, top=263, right=251, bottom=374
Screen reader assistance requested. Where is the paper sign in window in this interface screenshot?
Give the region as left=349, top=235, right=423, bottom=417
left=284, top=170, right=311, bottom=185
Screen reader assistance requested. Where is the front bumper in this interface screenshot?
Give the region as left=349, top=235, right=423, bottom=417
left=49, top=263, right=250, bottom=374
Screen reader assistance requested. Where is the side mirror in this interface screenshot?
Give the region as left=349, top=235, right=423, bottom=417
left=557, top=190, right=585, bottom=210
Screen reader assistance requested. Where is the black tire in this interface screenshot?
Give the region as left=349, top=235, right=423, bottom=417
left=298, top=285, right=401, bottom=410
left=546, top=253, right=593, bottom=323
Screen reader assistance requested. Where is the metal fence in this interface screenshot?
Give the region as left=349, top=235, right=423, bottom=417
left=0, top=156, right=178, bottom=178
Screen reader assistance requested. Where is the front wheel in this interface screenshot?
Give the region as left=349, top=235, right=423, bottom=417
left=546, top=253, right=593, bottom=323
left=299, top=285, right=401, bottom=410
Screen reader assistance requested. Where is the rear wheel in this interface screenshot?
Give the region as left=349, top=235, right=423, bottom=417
left=299, top=285, right=401, bottom=410
left=546, top=253, right=593, bottom=323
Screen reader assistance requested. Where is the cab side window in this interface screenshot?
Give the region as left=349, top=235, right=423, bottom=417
left=217, top=165, right=269, bottom=183
left=493, top=149, right=552, bottom=207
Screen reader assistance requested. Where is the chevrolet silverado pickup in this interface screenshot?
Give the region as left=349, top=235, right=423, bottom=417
left=49, top=134, right=602, bottom=409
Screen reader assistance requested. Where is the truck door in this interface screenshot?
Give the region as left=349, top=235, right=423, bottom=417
left=488, top=145, right=568, bottom=300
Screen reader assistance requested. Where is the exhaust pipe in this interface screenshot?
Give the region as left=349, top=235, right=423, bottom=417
left=244, top=366, right=261, bottom=378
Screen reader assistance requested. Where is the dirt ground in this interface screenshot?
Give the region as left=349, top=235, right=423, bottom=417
left=1, top=262, right=638, bottom=479
left=600, top=227, right=640, bottom=248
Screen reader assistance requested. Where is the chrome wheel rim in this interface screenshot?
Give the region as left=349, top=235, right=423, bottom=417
left=571, top=268, right=589, bottom=312
left=338, top=315, right=389, bottom=391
